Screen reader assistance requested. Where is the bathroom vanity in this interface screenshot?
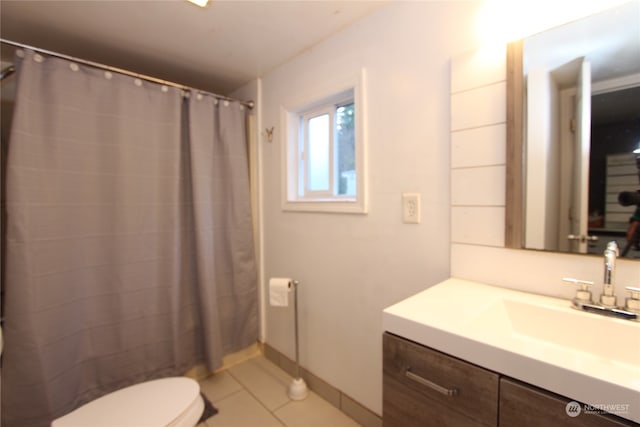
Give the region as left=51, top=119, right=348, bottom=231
left=382, top=279, right=640, bottom=427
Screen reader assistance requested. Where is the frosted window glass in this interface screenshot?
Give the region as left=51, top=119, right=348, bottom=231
left=308, top=114, right=330, bottom=191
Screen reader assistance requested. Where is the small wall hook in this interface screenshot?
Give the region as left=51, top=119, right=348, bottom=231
left=265, top=126, right=274, bottom=143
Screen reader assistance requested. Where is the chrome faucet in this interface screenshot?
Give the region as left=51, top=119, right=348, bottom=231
left=603, top=241, right=618, bottom=285
left=563, top=240, right=640, bottom=321
left=600, top=241, right=618, bottom=307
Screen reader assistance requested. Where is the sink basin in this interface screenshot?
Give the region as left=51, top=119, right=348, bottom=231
left=383, top=278, right=640, bottom=424
left=469, top=298, right=640, bottom=367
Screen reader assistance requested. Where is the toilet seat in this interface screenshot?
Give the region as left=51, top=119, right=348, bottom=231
left=52, top=377, right=204, bottom=427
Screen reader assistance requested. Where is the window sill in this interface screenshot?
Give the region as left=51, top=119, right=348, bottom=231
left=282, top=199, right=367, bottom=214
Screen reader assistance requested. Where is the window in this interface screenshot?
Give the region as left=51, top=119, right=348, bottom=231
left=282, top=71, right=367, bottom=214
left=299, top=99, right=355, bottom=198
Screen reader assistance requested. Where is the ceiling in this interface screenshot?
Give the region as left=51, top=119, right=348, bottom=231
left=0, top=0, right=390, bottom=96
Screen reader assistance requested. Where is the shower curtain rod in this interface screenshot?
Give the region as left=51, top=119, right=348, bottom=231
left=0, top=39, right=254, bottom=109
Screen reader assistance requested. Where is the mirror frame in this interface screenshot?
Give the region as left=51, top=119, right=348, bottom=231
left=505, top=40, right=524, bottom=249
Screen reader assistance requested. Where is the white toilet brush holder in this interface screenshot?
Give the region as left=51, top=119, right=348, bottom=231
left=287, top=377, right=308, bottom=401
left=288, top=280, right=308, bottom=401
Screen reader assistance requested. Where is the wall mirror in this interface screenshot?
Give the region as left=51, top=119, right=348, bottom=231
left=506, top=0, right=640, bottom=259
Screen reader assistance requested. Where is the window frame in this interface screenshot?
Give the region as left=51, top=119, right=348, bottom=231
left=281, top=69, right=367, bottom=214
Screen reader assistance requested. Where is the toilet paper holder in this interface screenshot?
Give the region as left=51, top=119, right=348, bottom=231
left=289, top=280, right=308, bottom=400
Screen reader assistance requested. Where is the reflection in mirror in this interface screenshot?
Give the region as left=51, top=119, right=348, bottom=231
left=506, top=0, right=640, bottom=259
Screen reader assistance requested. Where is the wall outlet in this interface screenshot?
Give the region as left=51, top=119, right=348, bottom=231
left=402, top=193, right=421, bottom=224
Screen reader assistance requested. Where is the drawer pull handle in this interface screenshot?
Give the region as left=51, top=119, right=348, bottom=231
left=405, top=368, right=459, bottom=396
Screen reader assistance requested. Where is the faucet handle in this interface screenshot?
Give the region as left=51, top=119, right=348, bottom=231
left=624, top=286, right=640, bottom=313
left=563, top=277, right=594, bottom=303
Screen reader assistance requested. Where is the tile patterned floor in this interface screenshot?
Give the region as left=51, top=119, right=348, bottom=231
left=197, top=355, right=362, bottom=427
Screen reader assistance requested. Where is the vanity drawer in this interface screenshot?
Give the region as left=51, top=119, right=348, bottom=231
left=500, top=378, right=637, bottom=427
left=383, top=332, right=499, bottom=427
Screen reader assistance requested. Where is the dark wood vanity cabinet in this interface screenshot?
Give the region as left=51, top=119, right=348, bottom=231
left=383, top=332, right=636, bottom=427
left=383, top=332, right=499, bottom=427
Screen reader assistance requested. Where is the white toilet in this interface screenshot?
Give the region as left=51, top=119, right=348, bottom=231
left=51, top=377, right=205, bottom=427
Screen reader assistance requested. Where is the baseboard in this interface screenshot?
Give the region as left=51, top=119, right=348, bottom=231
left=263, top=342, right=382, bottom=427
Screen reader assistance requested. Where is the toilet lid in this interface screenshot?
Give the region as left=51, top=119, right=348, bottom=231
left=52, top=377, right=201, bottom=427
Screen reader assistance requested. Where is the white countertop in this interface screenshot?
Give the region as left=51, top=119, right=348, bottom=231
left=382, top=278, right=640, bottom=423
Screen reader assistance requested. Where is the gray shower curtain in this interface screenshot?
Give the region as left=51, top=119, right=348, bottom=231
left=1, top=50, right=258, bottom=427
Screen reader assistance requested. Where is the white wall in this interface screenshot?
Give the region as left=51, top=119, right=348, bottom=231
left=254, top=1, right=481, bottom=415
left=450, top=49, right=640, bottom=301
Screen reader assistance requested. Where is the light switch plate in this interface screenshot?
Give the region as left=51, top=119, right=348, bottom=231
left=402, top=193, right=420, bottom=224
